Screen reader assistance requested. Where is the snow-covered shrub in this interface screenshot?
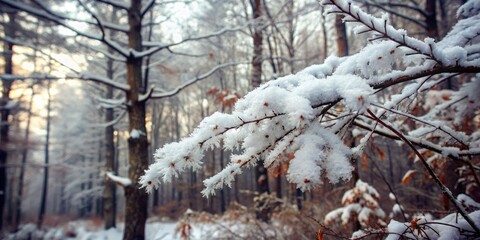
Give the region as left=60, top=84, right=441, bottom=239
left=324, top=180, right=386, bottom=228
left=385, top=210, right=480, bottom=240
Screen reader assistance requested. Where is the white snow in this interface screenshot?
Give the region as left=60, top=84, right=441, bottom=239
left=325, top=180, right=386, bottom=228
left=106, top=172, right=132, bottom=187
left=458, top=194, right=480, bottom=210
left=386, top=211, right=480, bottom=240
left=130, top=129, right=146, bottom=139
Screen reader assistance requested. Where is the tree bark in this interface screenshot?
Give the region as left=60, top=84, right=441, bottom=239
left=123, top=1, right=148, bottom=239
left=321, top=8, right=328, bottom=60
left=0, top=11, right=15, bottom=231
left=425, top=0, right=438, bottom=39
left=38, top=79, right=52, bottom=228
left=334, top=15, right=349, bottom=57
left=103, top=9, right=118, bottom=227
left=251, top=0, right=271, bottom=222
left=103, top=85, right=116, bottom=229
left=15, top=87, right=34, bottom=229
left=251, top=0, right=269, bottom=194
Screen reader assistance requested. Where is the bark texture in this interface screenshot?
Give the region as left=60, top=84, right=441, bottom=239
left=103, top=78, right=116, bottom=229
left=250, top=0, right=271, bottom=222
left=425, top=0, right=439, bottom=39
left=335, top=15, right=349, bottom=57
left=0, top=12, right=15, bottom=231
left=38, top=79, right=52, bottom=228
left=123, top=1, right=148, bottom=239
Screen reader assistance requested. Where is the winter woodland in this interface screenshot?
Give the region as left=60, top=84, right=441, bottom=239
left=1, top=0, right=479, bottom=239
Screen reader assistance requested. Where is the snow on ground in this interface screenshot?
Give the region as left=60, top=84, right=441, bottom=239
left=7, top=219, right=272, bottom=240
left=8, top=221, right=205, bottom=240
left=75, top=221, right=180, bottom=240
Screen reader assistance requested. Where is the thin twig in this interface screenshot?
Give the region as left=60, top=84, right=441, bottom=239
left=366, top=109, right=480, bottom=235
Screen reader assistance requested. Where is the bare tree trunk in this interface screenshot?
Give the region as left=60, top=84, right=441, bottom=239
left=103, top=42, right=117, bottom=231
left=321, top=8, right=328, bottom=60
left=275, top=167, right=282, bottom=198
left=38, top=79, right=52, bottom=228
left=251, top=0, right=263, bottom=89
left=335, top=15, right=349, bottom=57
left=123, top=1, right=148, bottom=239
left=151, top=102, right=160, bottom=209
left=285, top=0, right=295, bottom=73
left=251, top=0, right=269, bottom=192
left=251, top=0, right=271, bottom=222
left=0, top=11, right=15, bottom=231
left=425, top=0, right=438, bottom=39
left=219, top=143, right=226, bottom=213
left=15, top=87, right=34, bottom=228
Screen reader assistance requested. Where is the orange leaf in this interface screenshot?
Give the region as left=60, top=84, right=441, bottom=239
left=317, top=228, right=324, bottom=240
left=207, top=87, right=219, bottom=96
left=410, top=218, right=421, bottom=229
left=273, top=166, right=282, bottom=177
left=361, top=153, right=368, bottom=170
left=401, top=170, right=416, bottom=185
left=378, top=149, right=385, bottom=160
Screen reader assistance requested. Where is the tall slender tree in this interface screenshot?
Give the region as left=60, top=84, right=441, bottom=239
left=0, top=11, right=15, bottom=231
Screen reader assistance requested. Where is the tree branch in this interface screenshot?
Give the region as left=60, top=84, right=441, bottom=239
left=366, top=109, right=480, bottom=235
left=147, top=62, right=247, bottom=100
left=372, top=65, right=480, bottom=90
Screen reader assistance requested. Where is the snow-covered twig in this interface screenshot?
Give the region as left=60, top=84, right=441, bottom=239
left=93, top=110, right=126, bottom=128
left=0, top=0, right=131, bottom=57
left=105, top=171, right=132, bottom=187
left=146, top=62, right=247, bottom=100
left=371, top=103, right=469, bottom=147
left=95, top=0, right=130, bottom=10
left=366, top=109, right=480, bottom=234
left=76, top=0, right=129, bottom=58
left=138, top=24, right=250, bottom=58
left=0, top=35, right=130, bottom=91
left=31, top=0, right=129, bottom=32
left=0, top=74, right=129, bottom=91
left=322, top=0, right=436, bottom=61
left=353, top=118, right=479, bottom=160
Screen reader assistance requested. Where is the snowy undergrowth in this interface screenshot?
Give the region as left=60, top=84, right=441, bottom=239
left=6, top=211, right=315, bottom=240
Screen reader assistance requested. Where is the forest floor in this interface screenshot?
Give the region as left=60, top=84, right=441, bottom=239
left=5, top=215, right=301, bottom=240
left=6, top=219, right=224, bottom=239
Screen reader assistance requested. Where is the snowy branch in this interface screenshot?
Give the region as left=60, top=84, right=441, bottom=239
left=138, top=24, right=250, bottom=58
left=144, top=62, right=247, bottom=100
left=93, top=110, right=127, bottom=128
left=95, top=0, right=130, bottom=10
left=106, top=171, right=132, bottom=187
left=0, top=0, right=130, bottom=57
left=141, top=0, right=480, bottom=215
left=366, top=108, right=480, bottom=233
left=0, top=74, right=129, bottom=91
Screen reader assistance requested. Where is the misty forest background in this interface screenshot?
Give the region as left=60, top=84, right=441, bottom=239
left=0, top=0, right=479, bottom=239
